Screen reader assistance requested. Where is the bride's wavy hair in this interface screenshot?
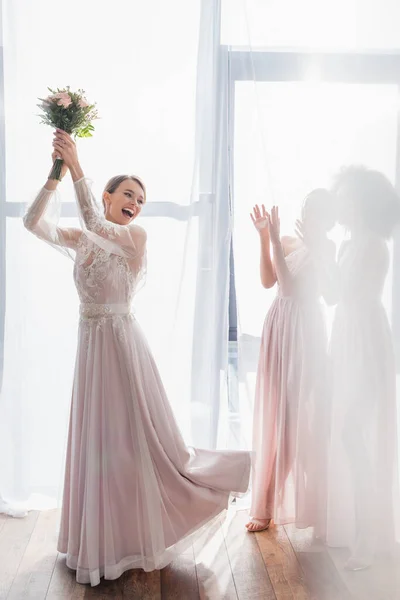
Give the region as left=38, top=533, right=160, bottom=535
left=301, top=188, right=336, bottom=231
left=332, top=165, right=400, bottom=239
left=102, top=175, right=146, bottom=212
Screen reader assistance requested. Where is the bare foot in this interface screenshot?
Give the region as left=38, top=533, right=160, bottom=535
left=245, top=518, right=271, bottom=532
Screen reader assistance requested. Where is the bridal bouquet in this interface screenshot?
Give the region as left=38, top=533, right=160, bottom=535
left=38, top=87, right=98, bottom=180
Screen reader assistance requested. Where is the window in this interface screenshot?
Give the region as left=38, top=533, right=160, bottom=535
left=227, top=49, right=400, bottom=419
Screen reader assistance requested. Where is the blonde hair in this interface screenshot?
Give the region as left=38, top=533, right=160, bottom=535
left=102, top=175, right=146, bottom=211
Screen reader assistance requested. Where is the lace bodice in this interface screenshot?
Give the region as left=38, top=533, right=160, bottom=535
left=23, top=177, right=147, bottom=307
left=74, top=235, right=137, bottom=304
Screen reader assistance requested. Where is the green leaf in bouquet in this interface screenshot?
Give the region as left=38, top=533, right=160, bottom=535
left=38, top=86, right=98, bottom=140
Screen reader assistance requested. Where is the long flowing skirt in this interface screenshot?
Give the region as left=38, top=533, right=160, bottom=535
left=57, top=314, right=251, bottom=586
left=326, top=301, right=398, bottom=560
left=250, top=296, right=328, bottom=529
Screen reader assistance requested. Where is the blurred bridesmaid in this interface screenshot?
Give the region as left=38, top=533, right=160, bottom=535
left=326, top=166, right=399, bottom=570
left=246, top=191, right=336, bottom=532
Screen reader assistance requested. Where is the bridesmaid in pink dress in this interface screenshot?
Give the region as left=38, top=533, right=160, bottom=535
left=23, top=130, right=251, bottom=586
left=246, top=192, right=336, bottom=533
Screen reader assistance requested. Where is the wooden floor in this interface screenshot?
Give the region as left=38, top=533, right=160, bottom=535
left=0, top=508, right=399, bottom=600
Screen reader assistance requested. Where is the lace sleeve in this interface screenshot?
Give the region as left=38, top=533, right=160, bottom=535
left=23, top=187, right=81, bottom=251
left=74, top=177, right=147, bottom=259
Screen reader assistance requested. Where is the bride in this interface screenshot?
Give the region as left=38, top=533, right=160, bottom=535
left=23, top=129, right=251, bottom=586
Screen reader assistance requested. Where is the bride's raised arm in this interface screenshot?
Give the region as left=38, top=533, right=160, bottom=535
left=23, top=152, right=81, bottom=251
left=53, top=130, right=147, bottom=259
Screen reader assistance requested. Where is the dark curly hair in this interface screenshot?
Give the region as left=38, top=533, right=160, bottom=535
left=332, top=165, right=400, bottom=239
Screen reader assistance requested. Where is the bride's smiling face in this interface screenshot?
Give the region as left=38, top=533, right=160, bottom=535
left=103, top=179, right=146, bottom=226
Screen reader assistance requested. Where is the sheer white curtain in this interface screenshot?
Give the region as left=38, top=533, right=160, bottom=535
left=0, top=0, right=232, bottom=513
left=221, top=0, right=400, bottom=590
left=221, top=0, right=400, bottom=449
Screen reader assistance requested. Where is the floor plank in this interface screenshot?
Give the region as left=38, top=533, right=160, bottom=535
left=296, top=553, right=351, bottom=600
left=7, top=509, right=59, bottom=600
left=221, top=510, right=276, bottom=600
left=160, top=547, right=199, bottom=600
left=328, top=546, right=400, bottom=600
left=0, top=510, right=39, bottom=600
left=284, top=525, right=351, bottom=600
left=123, top=569, right=161, bottom=600
left=255, top=525, right=311, bottom=600
left=193, top=514, right=238, bottom=600
left=84, top=577, right=125, bottom=599
left=5, top=508, right=387, bottom=600
left=45, top=554, right=85, bottom=600
left=46, top=555, right=125, bottom=599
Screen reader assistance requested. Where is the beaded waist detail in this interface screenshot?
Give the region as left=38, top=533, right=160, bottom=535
left=80, top=303, right=131, bottom=319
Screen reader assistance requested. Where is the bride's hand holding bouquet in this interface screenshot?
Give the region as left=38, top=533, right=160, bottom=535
left=52, top=129, right=84, bottom=182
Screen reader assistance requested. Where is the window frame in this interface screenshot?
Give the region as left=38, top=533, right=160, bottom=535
left=2, top=48, right=400, bottom=389
left=226, top=47, right=400, bottom=362
left=0, top=41, right=5, bottom=391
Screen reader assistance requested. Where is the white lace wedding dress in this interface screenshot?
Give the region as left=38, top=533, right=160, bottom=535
left=23, top=177, right=251, bottom=586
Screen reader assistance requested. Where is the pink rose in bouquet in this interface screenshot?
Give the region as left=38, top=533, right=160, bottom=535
left=54, top=92, right=73, bottom=108
left=78, top=98, right=89, bottom=109
left=38, top=86, right=98, bottom=180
